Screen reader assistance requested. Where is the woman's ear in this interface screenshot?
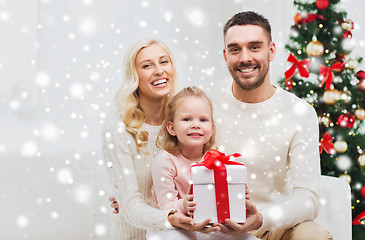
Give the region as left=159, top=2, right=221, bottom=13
left=166, top=121, right=176, bottom=136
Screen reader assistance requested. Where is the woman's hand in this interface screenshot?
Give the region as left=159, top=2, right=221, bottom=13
left=168, top=212, right=220, bottom=234
left=109, top=196, right=119, bottom=214
left=183, top=185, right=196, bottom=216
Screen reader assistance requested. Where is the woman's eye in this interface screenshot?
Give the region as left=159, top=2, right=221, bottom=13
left=161, top=60, right=169, bottom=64
left=143, top=64, right=151, bottom=69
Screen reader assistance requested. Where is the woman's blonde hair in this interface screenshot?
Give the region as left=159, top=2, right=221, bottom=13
left=115, top=39, right=178, bottom=154
left=156, top=86, right=216, bottom=155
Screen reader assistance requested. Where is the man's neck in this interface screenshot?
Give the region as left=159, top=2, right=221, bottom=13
left=232, top=81, right=276, bottom=103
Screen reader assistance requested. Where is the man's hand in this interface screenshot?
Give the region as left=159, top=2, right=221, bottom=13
left=168, top=212, right=220, bottom=234
left=109, top=196, right=119, bottom=214
left=214, top=200, right=262, bottom=236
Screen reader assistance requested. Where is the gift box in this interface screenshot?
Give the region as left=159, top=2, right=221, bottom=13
left=191, top=150, right=246, bottom=224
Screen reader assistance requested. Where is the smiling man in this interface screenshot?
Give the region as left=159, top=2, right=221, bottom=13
left=210, top=11, right=333, bottom=240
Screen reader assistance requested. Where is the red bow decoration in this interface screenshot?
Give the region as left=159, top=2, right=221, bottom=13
left=353, top=211, right=365, bottom=225
left=302, top=14, right=326, bottom=24
left=319, top=132, right=335, bottom=154
left=203, top=149, right=242, bottom=169
left=319, top=62, right=344, bottom=89
left=285, top=53, right=311, bottom=80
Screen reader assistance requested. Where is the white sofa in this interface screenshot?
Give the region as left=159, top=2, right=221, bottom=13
left=0, top=151, right=351, bottom=239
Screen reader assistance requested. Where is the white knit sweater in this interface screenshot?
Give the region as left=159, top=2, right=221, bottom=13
left=206, top=80, right=321, bottom=233
left=102, top=111, right=173, bottom=240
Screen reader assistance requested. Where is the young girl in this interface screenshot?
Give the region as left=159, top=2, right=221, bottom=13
left=149, top=86, right=257, bottom=240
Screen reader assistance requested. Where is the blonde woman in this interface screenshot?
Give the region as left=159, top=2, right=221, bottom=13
left=103, top=39, right=217, bottom=239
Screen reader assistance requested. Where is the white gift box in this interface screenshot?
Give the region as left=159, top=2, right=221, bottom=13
left=191, top=162, right=247, bottom=223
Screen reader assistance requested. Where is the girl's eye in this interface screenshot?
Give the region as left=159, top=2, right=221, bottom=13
left=200, top=118, right=208, bottom=122
left=183, top=118, right=191, bottom=121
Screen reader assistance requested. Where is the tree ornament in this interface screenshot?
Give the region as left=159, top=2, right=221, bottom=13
left=341, top=19, right=354, bottom=31
left=340, top=90, right=351, bottom=103
left=319, top=132, right=335, bottom=154
left=345, top=59, right=358, bottom=69
left=353, top=211, right=365, bottom=225
left=355, top=108, right=365, bottom=121
left=337, top=113, right=355, bottom=128
left=294, top=13, right=303, bottom=25
left=359, top=153, right=365, bottom=170
left=342, top=31, right=352, bottom=39
left=316, top=0, right=329, bottom=10
left=339, top=173, right=351, bottom=184
left=319, top=62, right=344, bottom=89
left=306, top=37, right=324, bottom=57
left=320, top=116, right=332, bottom=127
left=356, top=70, right=365, bottom=81
left=323, top=89, right=340, bottom=104
left=358, top=80, right=365, bottom=93
left=335, top=53, right=346, bottom=63
left=361, top=186, right=365, bottom=199
left=334, top=140, right=348, bottom=153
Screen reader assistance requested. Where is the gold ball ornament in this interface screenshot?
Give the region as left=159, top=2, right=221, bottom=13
left=323, top=89, right=341, bottom=104
left=334, top=140, right=348, bottom=153
left=359, top=154, right=365, bottom=167
left=320, top=116, right=332, bottom=127
left=340, top=90, right=352, bottom=103
left=339, top=174, right=351, bottom=184
left=341, top=20, right=354, bottom=31
left=355, top=108, right=365, bottom=120
left=306, top=40, right=324, bottom=57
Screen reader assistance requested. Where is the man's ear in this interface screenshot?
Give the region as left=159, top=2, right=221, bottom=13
left=166, top=121, right=176, bottom=136
left=223, top=48, right=228, bottom=63
left=269, top=42, right=276, bottom=62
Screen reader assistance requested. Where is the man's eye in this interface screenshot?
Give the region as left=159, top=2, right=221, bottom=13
left=229, top=48, right=239, bottom=52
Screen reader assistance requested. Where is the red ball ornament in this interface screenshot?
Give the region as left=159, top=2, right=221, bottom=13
left=316, top=0, right=329, bottom=10
left=337, top=113, right=356, bottom=128
left=358, top=80, right=365, bottom=93
left=361, top=186, right=365, bottom=199
left=294, top=13, right=303, bottom=25
left=356, top=70, right=365, bottom=81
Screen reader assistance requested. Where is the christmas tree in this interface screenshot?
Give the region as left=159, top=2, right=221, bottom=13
left=278, top=0, right=365, bottom=239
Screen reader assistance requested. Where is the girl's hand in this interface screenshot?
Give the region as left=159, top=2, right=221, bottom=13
left=245, top=185, right=250, bottom=200
left=183, top=185, right=196, bottom=216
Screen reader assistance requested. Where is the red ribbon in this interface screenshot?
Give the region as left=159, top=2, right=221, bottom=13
left=302, top=14, right=326, bottom=24
left=319, top=62, right=344, bottom=89
left=195, top=149, right=243, bottom=223
left=319, top=132, right=335, bottom=154
left=353, top=211, right=365, bottom=225
left=285, top=53, right=311, bottom=80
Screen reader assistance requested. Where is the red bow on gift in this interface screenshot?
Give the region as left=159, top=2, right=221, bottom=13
left=204, top=149, right=242, bottom=169
left=319, top=62, right=344, bottom=89
left=319, top=132, right=335, bottom=154
left=301, top=14, right=326, bottom=24
left=197, top=149, right=243, bottom=223
left=285, top=53, right=311, bottom=80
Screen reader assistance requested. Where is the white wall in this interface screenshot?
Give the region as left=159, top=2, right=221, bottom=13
left=1, top=0, right=364, bottom=154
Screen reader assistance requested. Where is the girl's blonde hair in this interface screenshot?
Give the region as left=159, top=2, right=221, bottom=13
left=115, top=39, right=178, bottom=153
left=156, top=86, right=216, bottom=155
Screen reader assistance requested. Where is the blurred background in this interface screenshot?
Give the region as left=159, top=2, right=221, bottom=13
left=0, top=0, right=364, bottom=239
